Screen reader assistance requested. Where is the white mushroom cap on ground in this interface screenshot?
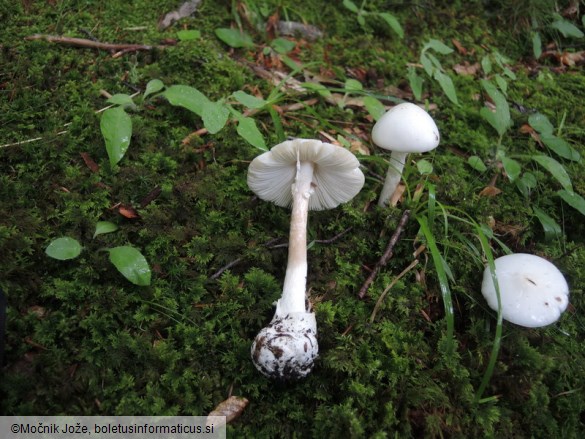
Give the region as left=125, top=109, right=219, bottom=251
left=371, top=103, right=440, bottom=207
left=247, top=138, right=364, bottom=379
left=247, top=138, right=365, bottom=210
left=481, top=253, right=570, bottom=328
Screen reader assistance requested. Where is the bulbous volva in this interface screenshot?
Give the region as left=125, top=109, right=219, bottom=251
left=251, top=311, right=318, bottom=380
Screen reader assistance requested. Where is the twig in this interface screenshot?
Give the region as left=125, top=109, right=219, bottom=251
left=358, top=210, right=411, bottom=299
left=369, top=259, right=420, bottom=323
left=313, top=227, right=352, bottom=244
left=25, top=34, right=165, bottom=53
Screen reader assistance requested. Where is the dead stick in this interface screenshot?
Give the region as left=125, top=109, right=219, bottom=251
left=25, top=34, right=164, bottom=52
left=358, top=209, right=411, bottom=299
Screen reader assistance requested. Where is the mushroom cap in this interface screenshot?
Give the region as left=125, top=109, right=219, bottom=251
left=251, top=311, right=318, bottom=380
left=371, top=102, right=440, bottom=153
left=481, top=253, right=569, bottom=328
left=247, top=139, right=365, bottom=210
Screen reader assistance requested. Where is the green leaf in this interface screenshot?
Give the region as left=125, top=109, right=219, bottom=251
left=551, top=19, right=584, bottom=38
left=407, top=67, right=424, bottom=101
left=270, top=37, right=296, bottom=54
left=344, top=78, right=363, bottom=92
left=540, top=133, right=580, bottom=161
left=46, top=237, right=82, bottom=260
left=343, top=0, right=359, bottom=13
left=528, top=113, right=554, bottom=135
left=232, top=90, right=266, bottom=109
left=480, top=79, right=511, bottom=136
left=531, top=155, right=572, bottom=191
left=162, top=85, right=209, bottom=116
left=143, top=79, right=164, bottom=100
left=93, top=221, right=119, bottom=238
left=237, top=117, right=267, bottom=151
left=531, top=31, right=542, bottom=59
left=378, top=12, right=404, bottom=38
left=201, top=101, right=230, bottom=134
left=515, top=172, right=537, bottom=197
left=420, top=52, right=434, bottom=77
left=362, top=96, right=386, bottom=121
left=215, top=28, right=254, bottom=48
left=557, top=189, right=585, bottom=216
left=481, top=56, right=492, bottom=75
left=108, top=246, right=151, bottom=286
left=468, top=155, right=487, bottom=172
left=426, top=39, right=454, bottom=55
left=107, top=94, right=136, bottom=109
left=416, top=159, right=433, bottom=175
left=100, top=107, right=132, bottom=167
left=177, top=29, right=201, bottom=41
left=433, top=70, right=459, bottom=105
left=501, top=156, right=521, bottom=182
left=301, top=82, right=332, bottom=98
left=532, top=206, right=562, bottom=241
left=494, top=74, right=507, bottom=96
left=356, top=14, right=366, bottom=27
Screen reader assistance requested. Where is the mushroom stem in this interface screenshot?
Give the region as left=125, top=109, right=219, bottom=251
left=279, top=160, right=314, bottom=314
left=378, top=151, right=408, bottom=207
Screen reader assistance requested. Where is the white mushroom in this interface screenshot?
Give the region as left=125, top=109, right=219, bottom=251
left=481, top=253, right=569, bottom=328
left=247, top=138, right=365, bottom=379
left=371, top=103, right=440, bottom=207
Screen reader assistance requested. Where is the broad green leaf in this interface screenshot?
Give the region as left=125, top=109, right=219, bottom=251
left=108, top=246, right=151, bottom=286
left=46, top=237, right=82, bottom=260
left=363, top=96, right=386, bottom=121
left=143, top=79, right=164, bottom=99
left=557, top=189, right=585, bottom=216
left=540, top=133, right=580, bottom=161
left=531, top=31, right=542, bottom=59
left=433, top=70, right=459, bottom=105
left=501, top=156, right=521, bottom=181
left=533, top=206, right=562, bottom=241
left=378, top=12, right=404, bottom=38
left=407, top=67, right=424, bottom=101
left=420, top=52, right=434, bottom=77
left=494, top=74, right=507, bottom=96
left=468, top=155, right=487, bottom=172
left=215, top=28, right=254, bottom=48
left=93, top=221, right=119, bottom=238
left=357, top=14, right=366, bottom=27
left=426, top=39, right=454, bottom=55
left=101, top=107, right=132, bottom=167
left=237, top=117, right=267, bottom=151
left=162, top=85, right=209, bottom=116
left=531, top=155, right=572, bottom=191
left=343, top=0, right=359, bottom=13
left=426, top=52, right=443, bottom=70
left=301, top=82, right=332, bottom=98
left=516, top=172, right=537, bottom=197
left=480, top=79, right=511, bottom=136
left=177, top=30, right=201, bottom=41
left=416, top=159, right=433, bottom=175
left=232, top=90, right=266, bottom=109
left=344, top=78, right=363, bottom=92
left=502, top=67, right=516, bottom=80
left=201, top=101, right=230, bottom=134
left=551, top=19, right=584, bottom=38
left=107, top=94, right=136, bottom=109
left=270, top=37, right=296, bottom=54
left=481, top=56, right=492, bottom=75
left=528, top=113, right=554, bottom=135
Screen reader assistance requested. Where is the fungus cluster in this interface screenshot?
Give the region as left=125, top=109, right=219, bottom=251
left=247, top=139, right=364, bottom=379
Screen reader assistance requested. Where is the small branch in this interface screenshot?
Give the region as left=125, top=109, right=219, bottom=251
left=358, top=210, right=411, bottom=299
left=313, top=227, right=352, bottom=244
left=369, top=259, right=420, bottom=323
left=25, top=34, right=165, bottom=53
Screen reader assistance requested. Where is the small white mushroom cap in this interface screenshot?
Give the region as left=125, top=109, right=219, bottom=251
left=481, top=253, right=569, bottom=328
left=251, top=311, right=318, bottom=380
left=371, top=102, right=440, bottom=153
left=247, top=138, right=365, bottom=210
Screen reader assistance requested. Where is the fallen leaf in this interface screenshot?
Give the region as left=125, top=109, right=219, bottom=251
left=452, top=38, right=467, bottom=55
left=206, top=396, right=249, bottom=427
left=560, top=51, right=585, bottom=66
left=390, top=183, right=406, bottom=206
left=118, top=204, right=140, bottom=219
left=80, top=152, right=100, bottom=173
left=158, top=0, right=202, bottom=30
left=453, top=62, right=480, bottom=76
left=479, top=186, right=502, bottom=197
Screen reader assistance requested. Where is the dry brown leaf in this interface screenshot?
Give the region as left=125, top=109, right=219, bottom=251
left=453, top=62, right=480, bottom=76
left=350, top=139, right=370, bottom=155
left=118, top=205, right=140, bottom=219
left=390, top=183, right=406, bottom=206
left=452, top=38, right=467, bottom=55
left=479, top=186, right=502, bottom=197
left=560, top=51, right=585, bottom=66
left=80, top=152, right=99, bottom=173
left=206, top=396, right=249, bottom=427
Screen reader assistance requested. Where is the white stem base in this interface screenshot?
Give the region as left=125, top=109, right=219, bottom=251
left=378, top=151, right=408, bottom=207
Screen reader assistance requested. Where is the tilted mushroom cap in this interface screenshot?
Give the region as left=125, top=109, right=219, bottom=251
left=481, top=253, right=569, bottom=328
left=247, top=138, right=365, bottom=210
left=371, top=102, right=440, bottom=153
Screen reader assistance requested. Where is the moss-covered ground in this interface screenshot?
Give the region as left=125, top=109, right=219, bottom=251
left=1, top=0, right=584, bottom=437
